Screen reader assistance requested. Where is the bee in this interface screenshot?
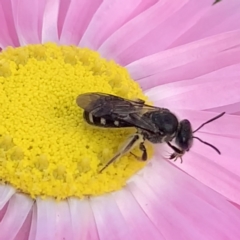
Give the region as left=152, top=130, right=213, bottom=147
left=76, top=92, right=225, bottom=172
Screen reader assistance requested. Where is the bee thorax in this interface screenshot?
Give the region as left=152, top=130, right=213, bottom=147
left=139, top=129, right=176, bottom=144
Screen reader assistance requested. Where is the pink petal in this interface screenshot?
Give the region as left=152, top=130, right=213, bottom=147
left=127, top=180, right=201, bottom=240
left=127, top=30, right=240, bottom=81
left=11, top=0, right=47, bottom=45
left=129, top=159, right=240, bottom=239
left=80, top=0, right=156, bottom=49
left=28, top=198, right=56, bottom=240
left=13, top=210, right=32, bottom=240
left=0, top=193, right=33, bottom=240
left=59, top=0, right=102, bottom=45
left=144, top=63, right=240, bottom=113
left=0, top=185, right=15, bottom=210
left=68, top=197, right=99, bottom=240
left=139, top=46, right=240, bottom=90
left=0, top=202, right=8, bottom=222
left=170, top=0, right=240, bottom=48
left=57, top=0, right=71, bottom=37
left=110, top=0, right=213, bottom=65
left=98, top=0, right=188, bottom=61
left=113, top=188, right=164, bottom=239
left=27, top=203, right=37, bottom=240
left=0, top=11, right=13, bottom=48
left=146, top=78, right=240, bottom=112
left=41, top=0, right=60, bottom=43
left=90, top=194, right=134, bottom=240
left=169, top=134, right=240, bottom=204
left=209, top=102, right=240, bottom=115
left=0, top=1, right=19, bottom=47
left=55, top=201, right=73, bottom=240
left=144, top=62, right=240, bottom=88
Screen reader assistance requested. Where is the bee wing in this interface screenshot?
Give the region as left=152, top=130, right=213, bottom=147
left=76, top=92, right=161, bottom=133
left=76, top=92, right=108, bottom=112
left=103, top=100, right=164, bottom=133
left=122, top=112, right=159, bottom=133
left=76, top=92, right=148, bottom=116
left=77, top=92, right=134, bottom=115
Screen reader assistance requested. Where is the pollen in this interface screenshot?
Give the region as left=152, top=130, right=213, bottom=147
left=0, top=43, right=153, bottom=200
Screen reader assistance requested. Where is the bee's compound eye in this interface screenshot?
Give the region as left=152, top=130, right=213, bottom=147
left=176, top=120, right=193, bottom=151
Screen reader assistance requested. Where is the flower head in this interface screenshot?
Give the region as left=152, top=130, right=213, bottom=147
left=0, top=0, right=240, bottom=239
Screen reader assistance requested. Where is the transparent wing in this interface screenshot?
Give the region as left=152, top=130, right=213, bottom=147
left=76, top=92, right=163, bottom=133
left=77, top=92, right=150, bottom=113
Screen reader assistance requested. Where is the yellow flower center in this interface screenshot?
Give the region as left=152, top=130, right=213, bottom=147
left=0, top=43, right=153, bottom=200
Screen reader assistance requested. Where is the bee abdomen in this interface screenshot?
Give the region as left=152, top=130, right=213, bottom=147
left=83, top=111, right=132, bottom=128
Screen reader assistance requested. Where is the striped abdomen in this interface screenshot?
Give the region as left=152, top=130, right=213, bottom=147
left=83, top=111, right=133, bottom=128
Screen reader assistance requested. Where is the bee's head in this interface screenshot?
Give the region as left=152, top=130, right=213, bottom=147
left=167, top=119, right=193, bottom=162
left=167, top=112, right=225, bottom=163
left=176, top=119, right=193, bottom=152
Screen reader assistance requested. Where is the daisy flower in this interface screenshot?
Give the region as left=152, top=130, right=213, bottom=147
left=0, top=0, right=240, bottom=239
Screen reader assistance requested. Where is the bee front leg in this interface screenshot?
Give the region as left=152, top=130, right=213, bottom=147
left=130, top=142, right=147, bottom=161
left=167, top=142, right=184, bottom=163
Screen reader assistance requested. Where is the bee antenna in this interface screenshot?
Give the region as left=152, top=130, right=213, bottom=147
left=193, top=112, right=225, bottom=133
left=192, top=136, right=221, bottom=154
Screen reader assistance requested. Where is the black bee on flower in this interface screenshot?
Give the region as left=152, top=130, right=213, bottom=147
left=76, top=92, right=225, bottom=172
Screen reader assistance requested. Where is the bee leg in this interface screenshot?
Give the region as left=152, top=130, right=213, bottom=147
left=99, top=152, right=121, bottom=173
left=169, top=153, right=183, bottom=163
left=130, top=142, right=147, bottom=161
left=99, top=133, right=141, bottom=173
left=139, top=142, right=147, bottom=161
left=167, top=142, right=184, bottom=163
left=130, top=152, right=140, bottom=160
left=167, top=142, right=182, bottom=155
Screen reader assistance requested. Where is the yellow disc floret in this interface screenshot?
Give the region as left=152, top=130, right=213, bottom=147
left=0, top=43, right=153, bottom=200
